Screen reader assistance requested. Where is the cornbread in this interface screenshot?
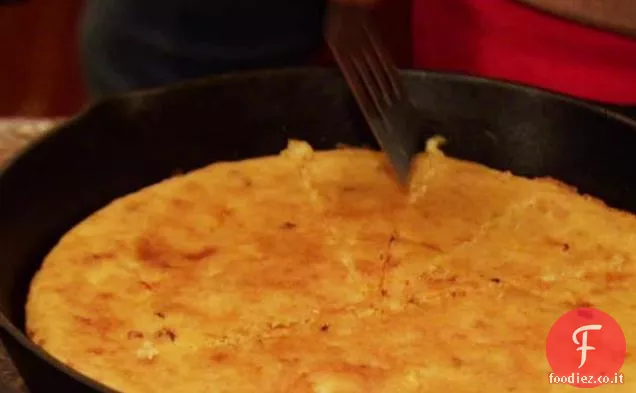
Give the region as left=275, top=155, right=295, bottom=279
left=26, top=138, right=635, bottom=392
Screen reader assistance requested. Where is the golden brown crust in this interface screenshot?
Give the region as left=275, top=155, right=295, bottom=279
left=26, top=140, right=636, bottom=392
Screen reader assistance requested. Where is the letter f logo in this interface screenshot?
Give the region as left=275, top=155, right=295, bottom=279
left=572, top=324, right=603, bottom=368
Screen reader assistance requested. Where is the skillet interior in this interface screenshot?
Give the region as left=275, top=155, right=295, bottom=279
left=1, top=67, right=636, bottom=392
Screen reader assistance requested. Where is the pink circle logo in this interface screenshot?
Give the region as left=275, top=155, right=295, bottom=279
left=546, top=308, right=626, bottom=388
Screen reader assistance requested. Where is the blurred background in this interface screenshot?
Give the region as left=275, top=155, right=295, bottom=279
left=0, top=0, right=86, bottom=117
left=0, top=0, right=411, bottom=118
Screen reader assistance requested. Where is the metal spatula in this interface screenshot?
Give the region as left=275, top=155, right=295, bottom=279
left=324, top=1, right=420, bottom=184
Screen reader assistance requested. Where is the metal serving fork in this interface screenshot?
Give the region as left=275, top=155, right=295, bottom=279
left=324, top=1, right=420, bottom=184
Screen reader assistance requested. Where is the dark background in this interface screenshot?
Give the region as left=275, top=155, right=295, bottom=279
left=0, top=0, right=86, bottom=116
left=0, top=0, right=412, bottom=117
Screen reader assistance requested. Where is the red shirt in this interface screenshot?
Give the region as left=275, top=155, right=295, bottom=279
left=411, top=0, right=636, bottom=104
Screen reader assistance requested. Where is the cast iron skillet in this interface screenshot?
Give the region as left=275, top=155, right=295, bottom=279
left=1, top=67, right=636, bottom=393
